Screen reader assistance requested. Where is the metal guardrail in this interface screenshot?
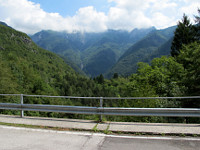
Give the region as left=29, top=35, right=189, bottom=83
left=0, top=94, right=200, bottom=121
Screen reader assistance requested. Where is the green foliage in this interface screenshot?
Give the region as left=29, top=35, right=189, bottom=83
left=169, top=9, right=200, bottom=112
left=113, top=73, right=119, bottom=79
left=178, top=42, right=200, bottom=97
left=94, top=74, right=105, bottom=84
left=0, top=24, right=101, bottom=103
left=130, top=56, right=186, bottom=98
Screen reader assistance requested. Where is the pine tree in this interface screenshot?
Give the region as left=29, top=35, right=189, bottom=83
left=194, top=8, right=200, bottom=24
left=178, top=42, right=200, bottom=96
left=194, top=8, right=200, bottom=41
left=113, top=73, right=119, bottom=79
left=171, top=14, right=195, bottom=57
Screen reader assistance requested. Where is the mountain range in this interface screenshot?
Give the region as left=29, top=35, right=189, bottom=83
left=30, top=25, right=176, bottom=78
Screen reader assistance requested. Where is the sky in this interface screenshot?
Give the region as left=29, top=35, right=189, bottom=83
left=0, top=0, right=199, bottom=34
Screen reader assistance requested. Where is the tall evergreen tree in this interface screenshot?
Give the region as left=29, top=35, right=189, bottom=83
left=177, top=42, right=200, bottom=97
left=171, top=14, right=195, bottom=57
left=194, top=8, right=200, bottom=24
left=194, top=8, right=200, bottom=41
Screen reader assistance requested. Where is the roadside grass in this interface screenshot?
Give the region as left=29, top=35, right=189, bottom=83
left=92, top=124, right=100, bottom=132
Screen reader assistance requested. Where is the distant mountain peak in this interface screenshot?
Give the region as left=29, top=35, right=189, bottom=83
left=0, top=21, right=8, bottom=26
left=130, top=26, right=156, bottom=32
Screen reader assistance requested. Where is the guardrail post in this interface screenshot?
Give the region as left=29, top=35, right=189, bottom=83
left=20, top=94, right=24, bottom=118
left=99, top=97, right=103, bottom=122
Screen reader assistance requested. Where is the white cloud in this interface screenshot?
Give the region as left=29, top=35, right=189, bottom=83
left=107, top=7, right=152, bottom=30
left=0, top=0, right=200, bottom=34
left=108, top=0, right=151, bottom=11
left=0, top=0, right=63, bottom=34
left=106, top=0, right=177, bottom=30
left=151, top=1, right=177, bottom=11
left=0, top=0, right=108, bottom=34
left=107, top=0, right=200, bottom=30
left=179, top=2, right=200, bottom=16
left=71, top=6, right=108, bottom=32
left=152, top=12, right=175, bottom=29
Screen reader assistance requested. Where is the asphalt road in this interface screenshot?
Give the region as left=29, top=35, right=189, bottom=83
left=0, top=125, right=200, bottom=150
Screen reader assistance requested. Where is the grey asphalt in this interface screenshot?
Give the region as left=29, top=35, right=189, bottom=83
left=1, top=125, right=200, bottom=150
left=0, top=115, right=200, bottom=135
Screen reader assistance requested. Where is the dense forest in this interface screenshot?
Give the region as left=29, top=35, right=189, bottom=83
left=0, top=9, right=200, bottom=123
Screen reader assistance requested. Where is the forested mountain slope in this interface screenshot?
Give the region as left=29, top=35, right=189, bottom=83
left=106, top=26, right=176, bottom=78
left=0, top=23, right=99, bottom=97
